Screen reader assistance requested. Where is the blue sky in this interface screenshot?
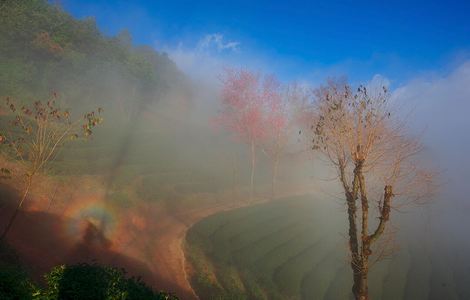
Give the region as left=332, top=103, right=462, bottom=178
left=60, top=0, right=470, bottom=84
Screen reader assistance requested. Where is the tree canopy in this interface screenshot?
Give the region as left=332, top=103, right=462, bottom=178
left=0, top=0, right=185, bottom=110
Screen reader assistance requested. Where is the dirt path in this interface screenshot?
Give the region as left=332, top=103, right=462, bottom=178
left=149, top=199, right=267, bottom=299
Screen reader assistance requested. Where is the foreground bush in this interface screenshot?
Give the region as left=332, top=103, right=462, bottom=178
left=0, top=261, right=178, bottom=300
left=40, top=263, right=177, bottom=300
left=0, top=267, right=38, bottom=300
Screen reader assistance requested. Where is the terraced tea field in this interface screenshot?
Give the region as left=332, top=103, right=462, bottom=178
left=185, top=195, right=470, bottom=299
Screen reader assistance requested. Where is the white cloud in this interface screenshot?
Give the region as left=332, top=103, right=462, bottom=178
left=163, top=43, right=224, bottom=84
left=161, top=33, right=244, bottom=82
left=368, top=74, right=391, bottom=89
left=390, top=61, right=470, bottom=205
left=392, top=60, right=470, bottom=136
left=197, top=33, right=240, bottom=53
left=160, top=34, right=243, bottom=118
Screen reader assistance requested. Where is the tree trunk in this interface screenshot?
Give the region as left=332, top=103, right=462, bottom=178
left=347, top=161, right=368, bottom=300
left=347, top=193, right=362, bottom=299
left=353, top=269, right=369, bottom=300
left=0, top=175, right=33, bottom=241
left=271, top=156, right=279, bottom=199
left=250, top=139, right=255, bottom=200
left=232, top=152, right=239, bottom=199
left=351, top=227, right=370, bottom=300
left=350, top=165, right=393, bottom=300
left=357, top=165, right=370, bottom=300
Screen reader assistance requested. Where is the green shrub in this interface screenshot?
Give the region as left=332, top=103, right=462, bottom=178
left=0, top=267, right=38, bottom=300
left=40, top=263, right=178, bottom=300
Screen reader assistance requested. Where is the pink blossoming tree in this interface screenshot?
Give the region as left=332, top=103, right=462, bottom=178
left=216, top=69, right=269, bottom=199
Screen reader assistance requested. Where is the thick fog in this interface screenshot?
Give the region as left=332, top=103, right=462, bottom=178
left=1, top=1, right=470, bottom=299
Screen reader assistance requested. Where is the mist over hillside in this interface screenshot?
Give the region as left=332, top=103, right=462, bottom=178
left=1, top=1, right=470, bottom=300
left=0, top=3, right=314, bottom=298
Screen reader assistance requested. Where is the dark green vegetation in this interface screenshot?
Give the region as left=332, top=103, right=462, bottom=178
left=186, top=195, right=470, bottom=300
left=0, top=266, right=37, bottom=300
left=40, top=263, right=177, bottom=300
left=0, top=252, right=178, bottom=300
left=0, top=219, right=37, bottom=300
left=0, top=0, right=182, bottom=106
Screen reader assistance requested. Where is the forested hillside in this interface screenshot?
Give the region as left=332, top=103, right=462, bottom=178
left=0, top=0, right=185, bottom=111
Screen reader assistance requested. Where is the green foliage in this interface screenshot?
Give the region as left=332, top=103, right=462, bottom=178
left=0, top=244, right=178, bottom=300
left=39, top=263, right=178, bottom=300
left=0, top=0, right=183, bottom=108
left=0, top=241, right=38, bottom=299
left=0, top=267, right=38, bottom=300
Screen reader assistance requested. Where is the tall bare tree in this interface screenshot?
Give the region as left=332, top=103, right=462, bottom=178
left=0, top=93, right=103, bottom=240
left=311, top=79, right=434, bottom=300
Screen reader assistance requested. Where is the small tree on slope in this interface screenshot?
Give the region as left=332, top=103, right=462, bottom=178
left=0, top=93, right=103, bottom=240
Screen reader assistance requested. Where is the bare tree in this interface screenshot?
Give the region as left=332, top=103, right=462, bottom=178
left=311, top=79, right=434, bottom=300
left=0, top=93, right=103, bottom=240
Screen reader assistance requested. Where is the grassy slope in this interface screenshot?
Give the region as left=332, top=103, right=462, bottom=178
left=186, top=195, right=346, bottom=299
left=186, top=195, right=468, bottom=300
